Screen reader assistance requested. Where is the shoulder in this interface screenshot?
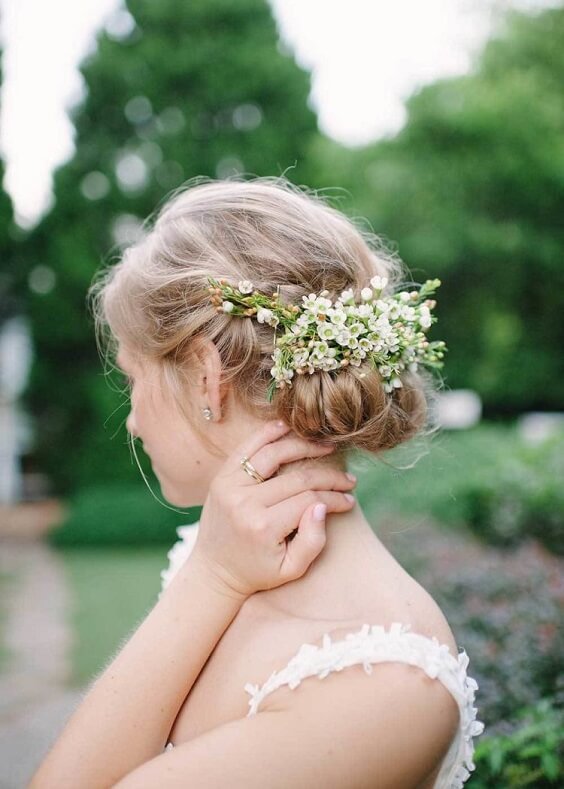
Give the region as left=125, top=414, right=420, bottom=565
left=115, top=652, right=460, bottom=789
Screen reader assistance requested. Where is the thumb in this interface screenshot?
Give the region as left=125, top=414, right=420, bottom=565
left=280, top=502, right=328, bottom=583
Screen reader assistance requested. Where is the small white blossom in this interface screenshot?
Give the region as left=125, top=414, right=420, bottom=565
left=400, top=292, right=410, bottom=302
left=222, top=300, right=235, bottom=312
left=419, top=305, right=432, bottom=329
left=356, top=304, right=372, bottom=318
left=340, top=288, right=355, bottom=303
left=257, top=307, right=274, bottom=324
left=400, top=305, right=416, bottom=321
left=348, top=321, right=364, bottom=338
left=238, top=280, right=254, bottom=294
left=328, top=307, right=347, bottom=326
left=370, top=276, right=388, bottom=290
left=336, top=329, right=351, bottom=346
left=361, top=287, right=373, bottom=301
left=318, top=323, right=338, bottom=341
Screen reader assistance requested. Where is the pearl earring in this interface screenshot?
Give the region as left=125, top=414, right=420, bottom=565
left=202, top=407, right=213, bottom=421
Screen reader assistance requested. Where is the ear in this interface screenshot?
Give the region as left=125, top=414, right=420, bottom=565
left=192, top=338, right=228, bottom=420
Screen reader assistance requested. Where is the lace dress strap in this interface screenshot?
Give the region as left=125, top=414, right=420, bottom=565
left=243, top=622, right=484, bottom=788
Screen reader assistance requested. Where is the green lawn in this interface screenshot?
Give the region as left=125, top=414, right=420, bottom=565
left=60, top=546, right=169, bottom=685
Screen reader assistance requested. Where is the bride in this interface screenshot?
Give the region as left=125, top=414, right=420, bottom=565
left=31, top=176, right=483, bottom=788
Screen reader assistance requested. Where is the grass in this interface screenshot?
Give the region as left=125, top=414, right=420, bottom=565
left=60, top=546, right=169, bottom=685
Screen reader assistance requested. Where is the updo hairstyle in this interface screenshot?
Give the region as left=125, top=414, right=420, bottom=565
left=89, top=176, right=440, bottom=462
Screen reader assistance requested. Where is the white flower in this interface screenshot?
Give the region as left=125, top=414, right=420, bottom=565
left=391, top=376, right=403, bottom=388
left=399, top=291, right=410, bottom=302
left=222, top=300, right=235, bottom=313
left=361, top=287, right=373, bottom=301
left=370, top=275, right=388, bottom=290
left=348, top=321, right=364, bottom=338
left=328, top=307, right=347, bottom=326
left=302, top=294, right=332, bottom=314
left=336, top=329, right=351, bottom=345
left=358, top=338, right=372, bottom=352
left=311, top=340, right=329, bottom=358
left=419, top=305, right=432, bottom=329
left=293, top=349, right=310, bottom=366
left=356, top=304, right=372, bottom=318
left=340, top=288, right=355, bottom=303
left=238, top=280, right=254, bottom=294
left=400, top=305, right=416, bottom=321
left=318, top=323, right=338, bottom=341
left=257, top=308, right=273, bottom=324
left=375, top=299, right=391, bottom=314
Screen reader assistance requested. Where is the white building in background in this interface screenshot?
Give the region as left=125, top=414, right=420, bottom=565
left=0, top=315, right=33, bottom=503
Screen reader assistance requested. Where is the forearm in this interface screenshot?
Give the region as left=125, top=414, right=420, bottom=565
left=30, top=556, right=245, bottom=789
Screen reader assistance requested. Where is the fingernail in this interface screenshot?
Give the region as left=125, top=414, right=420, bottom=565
left=313, top=503, right=327, bottom=521
left=344, top=493, right=355, bottom=503
left=345, top=472, right=356, bottom=482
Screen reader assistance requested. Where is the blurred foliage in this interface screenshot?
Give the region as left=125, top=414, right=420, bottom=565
left=310, top=5, right=564, bottom=415
left=0, top=48, right=20, bottom=326
left=351, top=421, right=523, bottom=528
left=388, top=516, right=563, bottom=745
left=471, top=698, right=563, bottom=787
left=20, top=0, right=319, bottom=493
left=48, top=483, right=200, bottom=546
left=456, top=429, right=564, bottom=555
left=16, top=2, right=564, bottom=495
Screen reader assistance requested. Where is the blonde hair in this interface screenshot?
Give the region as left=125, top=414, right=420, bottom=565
left=89, top=175, right=440, bottom=462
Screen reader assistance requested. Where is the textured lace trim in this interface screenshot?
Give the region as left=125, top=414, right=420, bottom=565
left=243, top=622, right=485, bottom=788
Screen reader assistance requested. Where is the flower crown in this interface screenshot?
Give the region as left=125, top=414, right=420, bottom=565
left=207, top=275, right=447, bottom=403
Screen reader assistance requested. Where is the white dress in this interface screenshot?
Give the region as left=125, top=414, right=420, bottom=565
left=161, top=522, right=485, bottom=789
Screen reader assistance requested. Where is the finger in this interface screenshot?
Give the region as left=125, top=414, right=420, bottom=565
left=254, top=466, right=357, bottom=507
left=270, top=490, right=356, bottom=542
left=279, top=502, right=329, bottom=582
left=224, top=420, right=290, bottom=477
left=248, top=437, right=335, bottom=480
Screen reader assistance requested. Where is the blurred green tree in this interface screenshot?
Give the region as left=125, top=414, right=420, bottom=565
left=311, top=5, right=564, bottom=415
left=0, top=49, right=19, bottom=326
left=22, top=0, right=319, bottom=492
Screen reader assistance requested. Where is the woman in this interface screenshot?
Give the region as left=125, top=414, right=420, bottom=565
left=32, top=177, right=484, bottom=788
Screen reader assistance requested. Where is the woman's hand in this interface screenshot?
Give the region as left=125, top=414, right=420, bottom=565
left=187, top=420, right=357, bottom=599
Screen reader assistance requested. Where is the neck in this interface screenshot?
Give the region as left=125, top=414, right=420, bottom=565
left=250, top=456, right=390, bottom=621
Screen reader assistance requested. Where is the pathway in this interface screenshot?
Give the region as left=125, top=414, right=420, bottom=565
left=0, top=538, right=82, bottom=789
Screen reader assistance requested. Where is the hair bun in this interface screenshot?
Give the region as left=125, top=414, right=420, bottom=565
left=275, top=363, right=431, bottom=454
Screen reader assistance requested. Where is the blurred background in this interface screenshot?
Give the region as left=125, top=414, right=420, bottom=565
left=0, top=0, right=563, bottom=786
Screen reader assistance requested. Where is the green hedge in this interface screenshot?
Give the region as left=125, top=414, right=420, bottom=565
left=455, top=430, right=564, bottom=555
left=48, top=484, right=200, bottom=547
left=472, top=698, right=563, bottom=787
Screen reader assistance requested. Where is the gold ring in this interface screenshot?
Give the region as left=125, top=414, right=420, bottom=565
left=240, top=456, right=266, bottom=484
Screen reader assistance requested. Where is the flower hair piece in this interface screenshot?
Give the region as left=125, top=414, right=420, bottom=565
left=207, top=276, right=447, bottom=403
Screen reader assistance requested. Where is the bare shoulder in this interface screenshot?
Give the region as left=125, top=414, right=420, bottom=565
left=115, top=656, right=460, bottom=789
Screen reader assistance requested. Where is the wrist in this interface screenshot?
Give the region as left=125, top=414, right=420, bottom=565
left=170, top=550, right=250, bottom=606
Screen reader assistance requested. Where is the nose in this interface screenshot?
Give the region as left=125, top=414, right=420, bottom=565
left=126, top=410, right=138, bottom=438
